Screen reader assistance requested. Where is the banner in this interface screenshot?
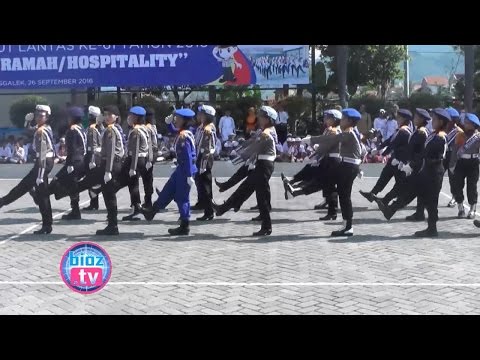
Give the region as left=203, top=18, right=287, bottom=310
left=0, top=45, right=310, bottom=89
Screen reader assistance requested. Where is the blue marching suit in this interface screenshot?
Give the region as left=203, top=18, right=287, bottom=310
left=143, top=115, right=198, bottom=235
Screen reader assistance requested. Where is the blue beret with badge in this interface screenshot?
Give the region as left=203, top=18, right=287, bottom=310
left=465, top=113, right=480, bottom=127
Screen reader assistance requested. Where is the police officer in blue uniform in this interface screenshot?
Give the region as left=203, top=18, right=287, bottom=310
left=141, top=108, right=197, bottom=235
left=376, top=108, right=450, bottom=237
left=445, top=107, right=462, bottom=208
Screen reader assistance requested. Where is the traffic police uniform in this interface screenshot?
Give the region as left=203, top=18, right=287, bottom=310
left=451, top=113, right=480, bottom=219
left=83, top=106, right=103, bottom=211
left=445, top=107, right=462, bottom=208
left=120, top=106, right=151, bottom=221
left=360, top=109, right=412, bottom=205
left=49, top=106, right=87, bottom=220
left=213, top=106, right=278, bottom=236
left=377, top=108, right=450, bottom=237
left=0, top=105, right=55, bottom=234
left=142, top=108, right=197, bottom=236
left=142, top=107, right=158, bottom=209
left=194, top=105, right=218, bottom=221
left=305, top=108, right=366, bottom=236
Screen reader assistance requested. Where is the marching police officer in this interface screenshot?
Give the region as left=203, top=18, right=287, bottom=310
left=360, top=109, right=412, bottom=205
left=49, top=106, right=87, bottom=220
left=445, top=107, right=463, bottom=208
left=451, top=113, right=480, bottom=219
left=0, top=105, right=55, bottom=234
left=83, top=106, right=103, bottom=211
left=303, top=108, right=366, bottom=237
left=195, top=105, right=217, bottom=221
left=118, top=106, right=151, bottom=221
left=141, top=108, right=197, bottom=236
left=213, top=106, right=278, bottom=236
left=142, top=107, right=158, bottom=209
left=376, top=108, right=450, bottom=237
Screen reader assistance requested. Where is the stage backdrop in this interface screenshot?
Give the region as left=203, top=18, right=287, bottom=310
left=0, top=45, right=310, bottom=89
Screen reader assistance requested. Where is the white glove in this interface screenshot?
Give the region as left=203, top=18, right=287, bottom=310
left=129, top=169, right=136, bottom=177
left=146, top=162, right=152, bottom=170
left=401, top=164, right=413, bottom=176
left=67, top=166, right=74, bottom=174
left=165, top=114, right=174, bottom=124
left=301, top=135, right=311, bottom=146
left=397, top=162, right=404, bottom=170
left=313, top=144, right=319, bottom=151
left=104, top=172, right=112, bottom=184
left=36, top=177, right=43, bottom=187
left=357, top=170, right=364, bottom=179
left=89, top=162, right=96, bottom=170
left=248, top=163, right=255, bottom=170
left=391, top=158, right=399, bottom=166
left=371, top=149, right=378, bottom=156
left=24, top=113, right=34, bottom=127
left=187, top=177, right=194, bottom=187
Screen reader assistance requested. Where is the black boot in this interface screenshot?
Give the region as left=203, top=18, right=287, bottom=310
left=474, top=219, right=480, bottom=228
left=215, top=178, right=227, bottom=193
left=414, top=222, right=438, bottom=237
left=142, top=195, right=152, bottom=210
left=190, top=202, right=204, bottom=211
left=197, top=212, right=214, bottom=221
left=286, top=183, right=305, bottom=197
left=97, top=207, right=119, bottom=235
left=0, top=197, right=3, bottom=209
left=281, top=173, right=290, bottom=200
left=320, top=213, right=337, bottom=221
left=250, top=205, right=259, bottom=210
left=251, top=215, right=262, bottom=221
left=252, top=228, right=272, bottom=236
left=405, top=212, right=425, bottom=221
left=359, top=190, right=375, bottom=203
left=331, top=221, right=353, bottom=237
left=321, top=193, right=338, bottom=220
left=122, top=204, right=142, bottom=221
left=376, top=198, right=394, bottom=220
left=168, top=219, right=190, bottom=235
left=33, top=224, right=52, bottom=235
left=83, top=196, right=99, bottom=211
left=314, top=201, right=328, bottom=210
left=212, top=201, right=231, bottom=217
left=141, top=205, right=158, bottom=221
left=62, top=200, right=81, bottom=220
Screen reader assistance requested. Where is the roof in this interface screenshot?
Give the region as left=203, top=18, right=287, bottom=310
left=422, top=76, right=449, bottom=87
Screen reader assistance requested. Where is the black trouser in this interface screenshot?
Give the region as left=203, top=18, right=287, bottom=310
left=371, top=161, right=395, bottom=195
left=381, top=167, right=407, bottom=205
left=49, top=159, right=85, bottom=211
left=390, top=164, right=444, bottom=226
left=322, top=157, right=341, bottom=215
left=224, top=160, right=274, bottom=229
left=444, top=151, right=455, bottom=196
left=222, top=164, right=250, bottom=191
left=453, top=158, right=479, bottom=205
left=84, top=152, right=100, bottom=208
left=124, top=157, right=152, bottom=208
left=75, top=157, right=123, bottom=226
left=334, top=162, right=359, bottom=227
left=291, top=164, right=317, bottom=184
left=2, top=160, right=54, bottom=227
left=117, top=157, right=149, bottom=207
left=195, top=164, right=213, bottom=216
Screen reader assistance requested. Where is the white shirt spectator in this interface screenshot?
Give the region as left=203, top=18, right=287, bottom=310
left=385, top=119, right=398, bottom=140
left=0, top=146, right=12, bottom=159
left=374, top=117, right=387, bottom=140
left=215, top=138, right=222, bottom=157
left=276, top=143, right=284, bottom=154
left=218, top=115, right=236, bottom=142
left=11, top=146, right=24, bottom=163
left=276, top=111, right=289, bottom=125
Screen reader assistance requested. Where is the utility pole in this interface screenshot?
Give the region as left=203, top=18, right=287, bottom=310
left=464, top=45, right=474, bottom=112
left=404, top=45, right=410, bottom=97
left=337, top=45, right=348, bottom=108
left=311, top=45, right=317, bottom=123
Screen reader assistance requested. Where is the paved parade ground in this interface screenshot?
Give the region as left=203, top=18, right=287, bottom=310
left=0, top=162, right=479, bottom=315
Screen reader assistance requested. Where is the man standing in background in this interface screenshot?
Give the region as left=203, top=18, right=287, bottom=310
left=357, top=104, right=372, bottom=135
left=218, top=109, right=236, bottom=143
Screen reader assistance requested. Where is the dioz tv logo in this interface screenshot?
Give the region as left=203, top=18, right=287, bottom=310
left=60, top=242, right=112, bottom=294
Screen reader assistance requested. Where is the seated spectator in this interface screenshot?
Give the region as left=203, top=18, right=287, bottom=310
left=221, top=134, right=238, bottom=160
left=0, top=141, right=12, bottom=163
left=214, top=137, right=222, bottom=160
left=293, top=137, right=307, bottom=162
left=55, top=138, right=67, bottom=164
left=5, top=135, right=15, bottom=154
left=9, top=140, right=25, bottom=164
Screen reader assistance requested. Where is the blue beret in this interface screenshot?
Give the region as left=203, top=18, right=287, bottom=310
left=446, top=107, right=460, bottom=118
left=465, top=113, right=480, bottom=127
left=432, top=108, right=451, bottom=122
left=342, top=108, right=361, bottom=119
left=415, top=108, right=431, bottom=121
left=175, top=108, right=196, bottom=118
left=129, top=106, right=146, bottom=116
left=68, top=106, right=84, bottom=118
left=398, top=109, right=413, bottom=119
